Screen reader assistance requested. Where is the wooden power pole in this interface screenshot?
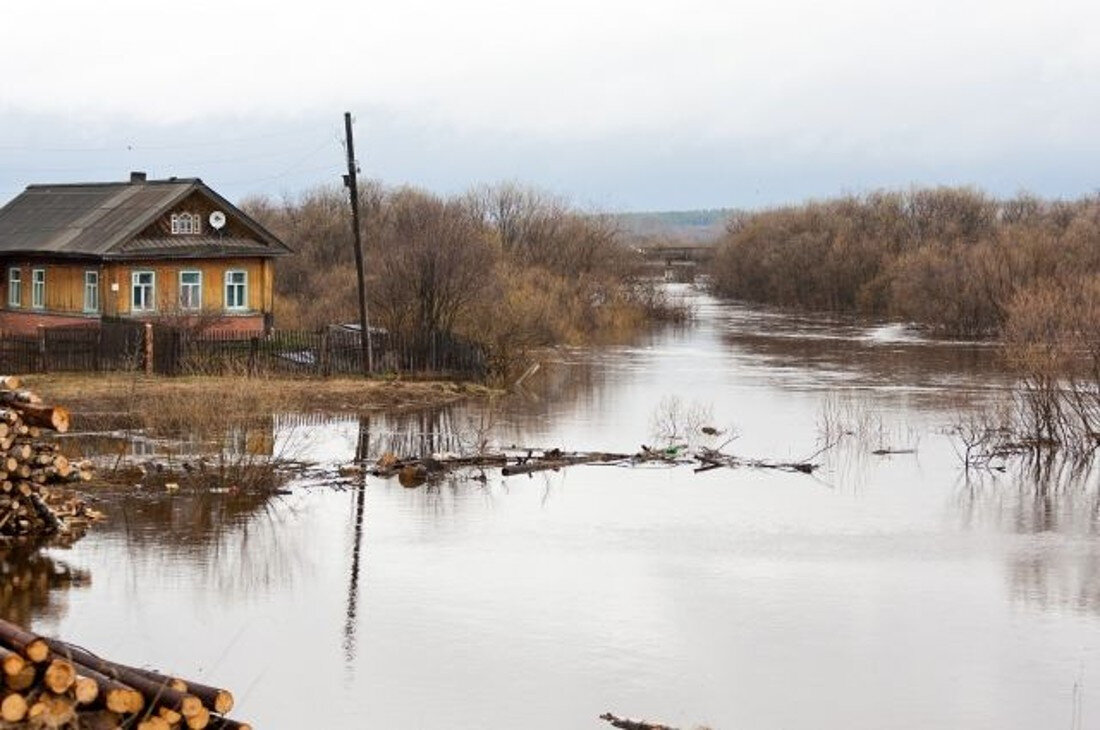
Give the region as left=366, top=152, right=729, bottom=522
left=343, top=112, right=373, bottom=374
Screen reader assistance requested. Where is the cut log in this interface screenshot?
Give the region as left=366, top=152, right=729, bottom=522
left=73, top=674, right=100, bottom=705
left=0, top=645, right=25, bottom=677
left=1, top=691, right=27, bottom=723
left=126, top=668, right=233, bottom=715
left=53, top=455, right=71, bottom=478
left=27, top=692, right=76, bottom=728
left=5, top=402, right=69, bottom=433
left=69, top=663, right=142, bottom=714
left=185, top=705, right=211, bottom=729
left=502, top=454, right=601, bottom=476
left=0, top=390, right=42, bottom=406
left=42, top=637, right=199, bottom=717
left=158, top=706, right=183, bottom=725
left=0, top=617, right=49, bottom=662
left=6, top=663, right=36, bottom=691
left=43, top=657, right=76, bottom=694
left=138, top=716, right=172, bottom=730
left=0, top=376, right=23, bottom=390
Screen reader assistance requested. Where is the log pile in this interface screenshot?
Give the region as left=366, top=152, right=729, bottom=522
left=0, top=377, right=97, bottom=540
left=0, top=617, right=250, bottom=729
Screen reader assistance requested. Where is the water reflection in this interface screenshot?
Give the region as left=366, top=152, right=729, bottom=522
left=718, top=304, right=1010, bottom=401
left=956, top=458, right=1100, bottom=536
left=343, top=476, right=366, bottom=670
left=11, top=289, right=1100, bottom=729
left=952, top=457, right=1100, bottom=615
left=99, top=489, right=307, bottom=600
left=0, top=543, right=90, bottom=626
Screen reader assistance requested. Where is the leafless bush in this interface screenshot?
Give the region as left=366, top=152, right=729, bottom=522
left=1001, top=275, right=1100, bottom=453
left=650, top=396, right=718, bottom=450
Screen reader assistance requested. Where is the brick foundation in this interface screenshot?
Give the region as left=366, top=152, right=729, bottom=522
left=203, top=315, right=267, bottom=333
left=0, top=311, right=99, bottom=335
left=0, top=311, right=268, bottom=336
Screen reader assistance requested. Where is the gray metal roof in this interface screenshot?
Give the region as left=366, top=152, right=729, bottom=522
left=0, top=177, right=291, bottom=259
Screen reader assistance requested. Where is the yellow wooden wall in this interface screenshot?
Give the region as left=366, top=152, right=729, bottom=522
left=3, top=259, right=273, bottom=317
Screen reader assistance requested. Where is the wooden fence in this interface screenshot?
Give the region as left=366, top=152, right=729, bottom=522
left=0, top=323, right=488, bottom=379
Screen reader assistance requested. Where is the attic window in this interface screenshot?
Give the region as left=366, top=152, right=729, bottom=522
left=170, top=213, right=201, bottom=235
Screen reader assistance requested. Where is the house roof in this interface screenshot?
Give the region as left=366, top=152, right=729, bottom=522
left=0, top=176, right=292, bottom=260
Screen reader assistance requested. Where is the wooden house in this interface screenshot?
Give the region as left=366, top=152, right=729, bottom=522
left=0, top=172, right=292, bottom=334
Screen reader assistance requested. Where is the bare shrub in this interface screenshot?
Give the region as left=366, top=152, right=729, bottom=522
left=1001, top=275, right=1100, bottom=452
left=650, top=396, right=716, bottom=450
left=370, top=189, right=495, bottom=337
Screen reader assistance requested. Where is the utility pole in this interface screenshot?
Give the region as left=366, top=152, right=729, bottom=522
left=343, top=112, right=373, bottom=374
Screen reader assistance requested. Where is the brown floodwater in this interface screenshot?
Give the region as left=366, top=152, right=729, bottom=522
left=16, top=285, right=1100, bottom=729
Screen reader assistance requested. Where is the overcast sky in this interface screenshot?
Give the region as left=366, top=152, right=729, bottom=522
left=2, top=0, right=1098, bottom=210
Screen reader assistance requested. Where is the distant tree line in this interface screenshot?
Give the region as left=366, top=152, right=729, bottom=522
left=708, top=187, right=1100, bottom=338
left=242, top=182, right=684, bottom=378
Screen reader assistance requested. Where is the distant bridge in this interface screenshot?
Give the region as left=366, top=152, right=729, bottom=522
left=638, top=243, right=716, bottom=266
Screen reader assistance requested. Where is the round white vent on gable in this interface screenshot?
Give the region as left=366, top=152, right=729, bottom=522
left=209, top=211, right=227, bottom=230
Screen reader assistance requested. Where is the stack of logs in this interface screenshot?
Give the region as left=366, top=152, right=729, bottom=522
left=0, top=377, right=96, bottom=539
left=0, top=617, right=250, bottom=729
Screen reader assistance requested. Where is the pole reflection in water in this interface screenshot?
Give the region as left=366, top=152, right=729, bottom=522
left=344, top=416, right=370, bottom=670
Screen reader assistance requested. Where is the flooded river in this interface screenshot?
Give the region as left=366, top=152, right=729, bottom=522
left=16, top=286, right=1100, bottom=729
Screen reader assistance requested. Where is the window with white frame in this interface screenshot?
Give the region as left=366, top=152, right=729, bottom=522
left=7, top=268, right=20, bottom=308
left=84, top=271, right=99, bottom=312
left=170, top=213, right=201, bottom=235
left=224, top=270, right=247, bottom=310
left=179, top=270, right=202, bottom=310
left=132, top=271, right=155, bottom=311
left=31, top=269, right=45, bottom=309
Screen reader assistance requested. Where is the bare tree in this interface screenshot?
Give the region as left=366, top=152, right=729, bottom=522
left=370, top=189, right=496, bottom=337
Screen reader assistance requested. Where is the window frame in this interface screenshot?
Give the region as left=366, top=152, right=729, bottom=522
left=224, top=269, right=248, bottom=311
left=31, top=268, right=45, bottom=310
left=132, top=270, right=156, bottom=312
left=83, top=270, right=99, bottom=313
left=7, top=268, right=21, bottom=308
left=170, top=213, right=201, bottom=235
left=179, top=270, right=202, bottom=311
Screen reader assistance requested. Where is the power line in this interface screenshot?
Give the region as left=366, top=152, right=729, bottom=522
left=0, top=127, right=323, bottom=153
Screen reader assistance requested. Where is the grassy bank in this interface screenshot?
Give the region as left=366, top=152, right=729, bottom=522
left=27, top=373, right=498, bottom=434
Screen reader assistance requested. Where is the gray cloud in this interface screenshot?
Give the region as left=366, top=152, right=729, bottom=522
left=3, top=0, right=1099, bottom=209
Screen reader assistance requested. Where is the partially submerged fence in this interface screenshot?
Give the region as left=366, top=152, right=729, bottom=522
left=0, top=322, right=487, bottom=379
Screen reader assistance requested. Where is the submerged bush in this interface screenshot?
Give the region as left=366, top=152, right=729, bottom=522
left=1001, top=276, right=1100, bottom=452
